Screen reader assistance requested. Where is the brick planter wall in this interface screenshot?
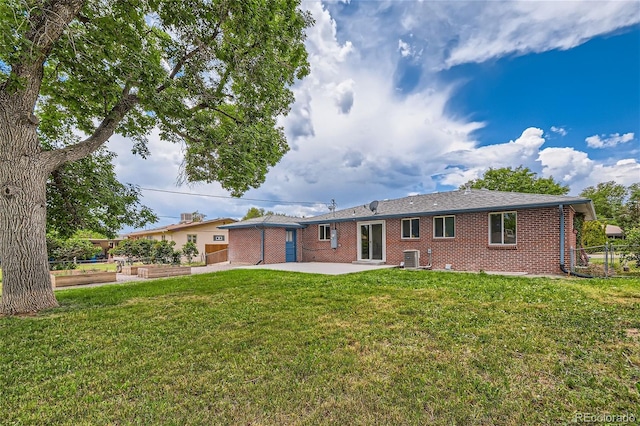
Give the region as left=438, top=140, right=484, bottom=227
left=137, top=266, right=191, bottom=278
left=50, top=271, right=117, bottom=288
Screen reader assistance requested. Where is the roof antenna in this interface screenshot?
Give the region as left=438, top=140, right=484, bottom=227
left=328, top=199, right=337, bottom=213
left=369, top=200, right=379, bottom=214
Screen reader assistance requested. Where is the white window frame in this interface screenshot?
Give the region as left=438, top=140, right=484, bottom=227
left=401, top=218, right=420, bottom=239
left=357, top=220, right=386, bottom=262
left=433, top=215, right=455, bottom=239
left=319, top=224, right=331, bottom=241
left=488, top=211, right=517, bottom=245
left=187, top=234, right=197, bottom=244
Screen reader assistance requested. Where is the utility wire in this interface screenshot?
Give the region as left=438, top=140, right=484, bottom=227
left=138, top=187, right=323, bottom=206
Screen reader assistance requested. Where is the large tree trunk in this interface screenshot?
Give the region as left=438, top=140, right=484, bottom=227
left=0, top=98, right=58, bottom=315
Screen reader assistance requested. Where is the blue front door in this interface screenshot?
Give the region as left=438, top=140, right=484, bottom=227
left=285, top=229, right=297, bottom=262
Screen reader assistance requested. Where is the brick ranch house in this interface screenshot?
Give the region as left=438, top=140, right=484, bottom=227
left=220, top=190, right=596, bottom=275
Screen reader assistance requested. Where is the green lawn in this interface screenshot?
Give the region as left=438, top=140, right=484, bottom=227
left=1, top=270, right=638, bottom=425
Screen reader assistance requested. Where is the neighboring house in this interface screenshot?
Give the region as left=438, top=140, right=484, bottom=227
left=125, top=216, right=236, bottom=263
left=605, top=224, right=624, bottom=239
left=88, top=238, right=123, bottom=258
left=220, top=190, right=596, bottom=275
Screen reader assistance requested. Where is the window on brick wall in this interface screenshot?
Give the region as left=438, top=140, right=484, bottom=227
left=319, top=224, right=330, bottom=241
left=401, top=218, right=420, bottom=239
left=489, top=212, right=517, bottom=245
left=187, top=234, right=197, bottom=244
left=434, top=216, right=455, bottom=238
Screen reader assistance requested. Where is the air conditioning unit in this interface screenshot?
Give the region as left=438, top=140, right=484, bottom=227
left=403, top=250, right=420, bottom=269
left=180, top=213, right=193, bottom=223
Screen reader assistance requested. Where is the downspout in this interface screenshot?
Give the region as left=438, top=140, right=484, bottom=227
left=559, top=204, right=592, bottom=278
left=255, top=225, right=264, bottom=265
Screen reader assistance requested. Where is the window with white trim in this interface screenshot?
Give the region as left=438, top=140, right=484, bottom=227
left=489, top=212, right=517, bottom=245
left=187, top=234, right=197, bottom=244
left=319, top=224, right=330, bottom=241
left=401, top=218, right=420, bottom=239
left=434, top=216, right=455, bottom=238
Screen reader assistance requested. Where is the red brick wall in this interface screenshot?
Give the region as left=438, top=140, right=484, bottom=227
left=228, top=228, right=262, bottom=264
left=228, top=227, right=301, bottom=264
left=301, top=222, right=359, bottom=263
left=300, top=206, right=576, bottom=275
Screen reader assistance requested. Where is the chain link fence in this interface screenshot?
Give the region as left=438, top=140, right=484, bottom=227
left=570, top=243, right=640, bottom=278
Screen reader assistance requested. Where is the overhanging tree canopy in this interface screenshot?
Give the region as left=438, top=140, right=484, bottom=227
left=460, top=166, right=569, bottom=195
left=0, top=0, right=312, bottom=314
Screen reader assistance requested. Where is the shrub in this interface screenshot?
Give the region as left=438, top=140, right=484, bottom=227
left=622, top=227, right=640, bottom=268
left=152, top=240, right=179, bottom=264
left=181, top=242, right=199, bottom=264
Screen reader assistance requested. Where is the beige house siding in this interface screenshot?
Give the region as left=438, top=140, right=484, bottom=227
left=125, top=218, right=235, bottom=262
left=163, top=222, right=230, bottom=259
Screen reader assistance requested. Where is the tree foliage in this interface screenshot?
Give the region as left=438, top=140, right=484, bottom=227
left=46, top=234, right=102, bottom=269
left=151, top=240, right=180, bottom=264
left=110, top=239, right=154, bottom=263
left=622, top=227, right=640, bottom=268
left=581, top=221, right=607, bottom=248
left=47, top=149, right=157, bottom=238
left=242, top=207, right=275, bottom=220
left=181, top=241, right=199, bottom=264
left=579, top=181, right=627, bottom=222
left=5, top=0, right=312, bottom=195
left=612, top=183, right=640, bottom=232
left=461, top=166, right=569, bottom=195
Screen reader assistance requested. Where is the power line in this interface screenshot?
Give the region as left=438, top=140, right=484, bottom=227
left=138, top=187, right=323, bottom=206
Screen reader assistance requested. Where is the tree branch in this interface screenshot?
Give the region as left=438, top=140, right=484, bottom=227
left=213, top=107, right=243, bottom=125
left=156, top=43, right=207, bottom=94
left=41, top=90, right=139, bottom=171
left=155, top=21, right=223, bottom=94
left=7, top=0, right=85, bottom=108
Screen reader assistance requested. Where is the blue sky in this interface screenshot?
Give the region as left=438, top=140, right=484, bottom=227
left=109, top=0, right=640, bottom=230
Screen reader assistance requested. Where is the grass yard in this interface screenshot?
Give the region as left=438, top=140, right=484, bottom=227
left=1, top=269, right=638, bottom=425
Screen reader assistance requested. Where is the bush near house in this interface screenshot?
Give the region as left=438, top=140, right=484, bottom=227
left=1, top=269, right=638, bottom=424
left=181, top=242, right=199, bottom=264
left=46, top=234, right=102, bottom=270
left=622, top=227, right=640, bottom=268
left=581, top=220, right=608, bottom=249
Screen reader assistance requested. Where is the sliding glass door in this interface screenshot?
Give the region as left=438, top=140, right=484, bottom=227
left=358, top=221, right=385, bottom=261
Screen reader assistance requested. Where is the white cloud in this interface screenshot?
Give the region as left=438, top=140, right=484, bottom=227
left=442, top=1, right=640, bottom=68
left=538, top=147, right=594, bottom=182
left=439, top=129, right=639, bottom=194
left=324, top=1, right=640, bottom=71
left=398, top=39, right=412, bottom=57
left=438, top=127, right=546, bottom=187
left=333, top=79, right=355, bottom=114
left=550, top=126, right=567, bottom=137
left=585, top=132, right=635, bottom=148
